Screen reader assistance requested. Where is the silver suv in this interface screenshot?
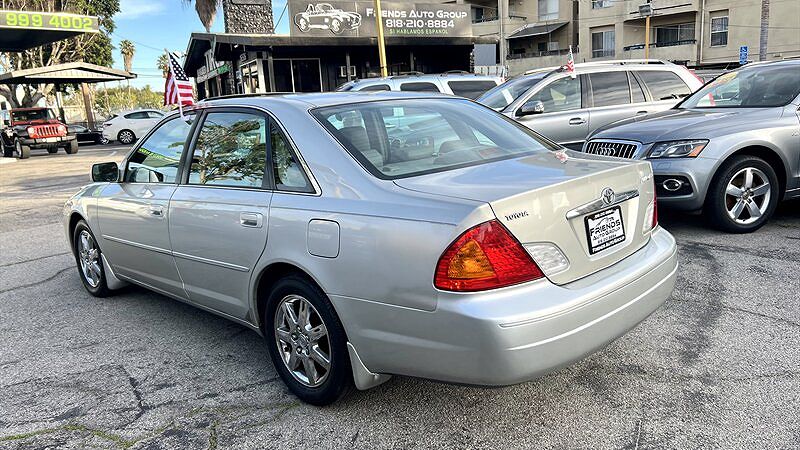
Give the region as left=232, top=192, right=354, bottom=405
left=477, top=60, right=703, bottom=149
left=336, top=72, right=503, bottom=99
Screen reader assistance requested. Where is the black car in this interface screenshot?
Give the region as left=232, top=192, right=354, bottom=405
left=67, top=124, right=107, bottom=145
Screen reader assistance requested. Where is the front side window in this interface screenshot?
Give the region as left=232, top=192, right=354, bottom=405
left=271, top=122, right=312, bottom=192
left=710, top=13, right=728, bottom=46
left=637, top=71, right=692, bottom=100
left=188, top=112, right=267, bottom=188
left=447, top=80, right=499, bottom=99
left=590, top=71, right=631, bottom=107
left=591, top=30, right=615, bottom=58
left=680, top=65, right=800, bottom=108
left=125, top=117, right=192, bottom=183
left=314, top=99, right=558, bottom=179
left=538, top=0, right=558, bottom=20
left=400, top=82, right=440, bottom=93
left=524, top=76, right=582, bottom=113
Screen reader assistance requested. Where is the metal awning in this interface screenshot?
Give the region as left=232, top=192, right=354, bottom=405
left=507, top=21, right=568, bottom=40
left=0, top=62, right=135, bottom=85
left=0, top=10, right=100, bottom=51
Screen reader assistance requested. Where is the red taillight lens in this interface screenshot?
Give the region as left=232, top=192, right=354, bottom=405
left=434, top=220, right=544, bottom=292
left=652, top=191, right=658, bottom=229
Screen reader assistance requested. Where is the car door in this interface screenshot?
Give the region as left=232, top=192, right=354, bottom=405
left=168, top=109, right=274, bottom=319
left=585, top=70, right=638, bottom=137
left=512, top=74, right=587, bottom=149
left=96, top=115, right=195, bottom=298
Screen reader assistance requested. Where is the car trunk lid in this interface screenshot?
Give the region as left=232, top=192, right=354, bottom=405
left=394, top=151, right=656, bottom=285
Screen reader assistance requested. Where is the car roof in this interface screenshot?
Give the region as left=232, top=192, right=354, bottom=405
left=194, top=91, right=460, bottom=110
left=348, top=73, right=501, bottom=84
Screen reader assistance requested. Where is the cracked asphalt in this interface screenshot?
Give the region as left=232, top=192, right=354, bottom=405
left=1, top=145, right=798, bottom=449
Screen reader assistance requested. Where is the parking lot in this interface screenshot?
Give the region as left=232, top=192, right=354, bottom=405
left=0, top=145, right=798, bottom=449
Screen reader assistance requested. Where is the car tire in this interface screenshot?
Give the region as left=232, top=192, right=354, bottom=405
left=72, top=220, right=111, bottom=297
left=117, top=130, right=135, bottom=145
left=330, top=18, right=342, bottom=35
left=2, top=141, right=12, bottom=157
left=264, top=274, right=353, bottom=405
left=706, top=155, right=779, bottom=233
left=47, top=147, right=58, bottom=154
left=15, top=141, right=30, bottom=159
left=66, top=139, right=79, bottom=154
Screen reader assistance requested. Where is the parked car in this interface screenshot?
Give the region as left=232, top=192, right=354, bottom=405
left=101, top=109, right=165, bottom=145
left=336, top=73, right=503, bottom=100
left=68, top=124, right=107, bottom=146
left=584, top=60, right=800, bottom=233
left=1, top=107, right=78, bottom=159
left=65, top=92, right=677, bottom=405
left=477, top=60, right=704, bottom=150
left=294, top=3, right=361, bottom=35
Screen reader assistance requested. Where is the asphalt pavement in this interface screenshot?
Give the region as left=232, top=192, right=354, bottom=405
left=0, top=145, right=798, bottom=449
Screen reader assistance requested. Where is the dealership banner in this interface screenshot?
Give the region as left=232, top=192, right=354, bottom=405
left=288, top=1, right=471, bottom=38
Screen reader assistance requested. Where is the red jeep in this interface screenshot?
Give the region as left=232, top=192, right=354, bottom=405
left=1, top=107, right=78, bottom=159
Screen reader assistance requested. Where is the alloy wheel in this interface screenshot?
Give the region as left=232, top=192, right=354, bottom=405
left=274, top=294, right=332, bottom=387
left=724, top=167, right=771, bottom=225
left=77, top=230, right=102, bottom=288
left=119, top=131, right=134, bottom=144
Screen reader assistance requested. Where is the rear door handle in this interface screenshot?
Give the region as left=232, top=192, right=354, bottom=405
left=636, top=110, right=648, bottom=114
left=148, top=205, right=164, bottom=217
left=240, top=212, right=263, bottom=228
left=569, top=118, right=586, bottom=125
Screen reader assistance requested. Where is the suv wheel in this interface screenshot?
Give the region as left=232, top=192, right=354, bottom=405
left=706, top=155, right=779, bottom=233
left=73, top=221, right=111, bottom=297
left=118, top=130, right=135, bottom=145
left=1, top=141, right=12, bottom=157
left=66, top=139, right=79, bottom=154
left=264, top=275, right=353, bottom=405
left=15, top=141, right=30, bottom=159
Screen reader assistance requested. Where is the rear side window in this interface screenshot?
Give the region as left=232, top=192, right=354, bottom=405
left=188, top=112, right=267, bottom=188
left=400, top=82, right=440, bottom=93
left=447, top=80, right=498, bottom=99
left=125, top=117, right=193, bottom=183
left=637, top=71, right=692, bottom=100
left=124, top=111, right=149, bottom=120
left=270, top=122, right=313, bottom=192
left=147, top=111, right=164, bottom=119
left=589, top=72, right=631, bottom=107
left=359, top=84, right=391, bottom=91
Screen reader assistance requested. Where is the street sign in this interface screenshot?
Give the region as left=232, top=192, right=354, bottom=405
left=739, top=46, right=748, bottom=65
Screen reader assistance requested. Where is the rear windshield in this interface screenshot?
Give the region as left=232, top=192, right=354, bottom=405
left=313, top=99, right=557, bottom=179
left=680, top=64, right=800, bottom=108
left=476, top=74, right=547, bottom=110
left=11, top=109, right=55, bottom=122
left=447, top=80, right=499, bottom=99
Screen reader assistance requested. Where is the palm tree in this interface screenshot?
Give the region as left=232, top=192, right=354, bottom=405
left=119, top=40, right=135, bottom=73
left=185, top=0, right=220, bottom=32
left=157, top=53, right=170, bottom=78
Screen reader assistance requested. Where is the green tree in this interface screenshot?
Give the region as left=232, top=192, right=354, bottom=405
left=184, top=0, right=220, bottom=32
left=157, top=53, right=170, bottom=78
left=0, top=0, right=121, bottom=108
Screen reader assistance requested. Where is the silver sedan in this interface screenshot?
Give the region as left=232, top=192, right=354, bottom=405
left=64, top=93, right=677, bottom=405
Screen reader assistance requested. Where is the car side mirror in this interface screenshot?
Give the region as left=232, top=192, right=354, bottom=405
left=516, top=100, right=545, bottom=117
left=91, top=162, right=119, bottom=182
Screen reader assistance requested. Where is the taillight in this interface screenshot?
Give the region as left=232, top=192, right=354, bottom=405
left=643, top=190, right=658, bottom=233
left=27, top=127, right=38, bottom=138
left=652, top=191, right=658, bottom=229
left=434, top=220, right=544, bottom=292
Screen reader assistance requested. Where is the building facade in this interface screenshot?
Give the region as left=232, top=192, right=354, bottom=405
left=460, top=0, right=800, bottom=75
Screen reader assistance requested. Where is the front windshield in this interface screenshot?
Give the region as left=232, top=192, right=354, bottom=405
left=476, top=74, right=547, bottom=110
left=11, top=109, right=55, bottom=122
left=680, top=64, right=800, bottom=109
left=313, top=98, right=557, bottom=179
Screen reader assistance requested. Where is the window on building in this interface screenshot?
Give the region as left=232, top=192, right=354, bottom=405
left=188, top=112, right=267, bottom=188
left=636, top=71, right=692, bottom=100
left=538, top=0, right=558, bottom=21
left=125, top=117, right=193, bottom=183
left=589, top=72, right=631, bottom=107
left=710, top=13, right=728, bottom=47
left=591, top=30, right=615, bottom=58
left=592, top=0, right=612, bottom=8
left=655, top=23, right=695, bottom=45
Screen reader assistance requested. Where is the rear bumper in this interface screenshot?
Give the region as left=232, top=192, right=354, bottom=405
left=332, top=227, right=677, bottom=386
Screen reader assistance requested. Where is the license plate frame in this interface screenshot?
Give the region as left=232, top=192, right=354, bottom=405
left=584, top=206, right=625, bottom=255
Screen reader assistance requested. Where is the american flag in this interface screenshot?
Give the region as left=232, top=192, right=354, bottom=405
left=164, top=52, right=194, bottom=108
left=566, top=45, right=576, bottom=79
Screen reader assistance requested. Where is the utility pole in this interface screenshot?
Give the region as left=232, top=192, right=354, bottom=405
left=759, top=0, right=770, bottom=61
left=374, top=0, right=388, bottom=77
left=498, top=0, right=507, bottom=68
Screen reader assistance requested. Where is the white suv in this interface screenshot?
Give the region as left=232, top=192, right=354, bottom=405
left=336, top=73, right=503, bottom=100
left=101, top=109, right=165, bottom=145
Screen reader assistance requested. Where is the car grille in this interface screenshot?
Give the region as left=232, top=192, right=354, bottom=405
left=32, top=125, right=62, bottom=137
left=584, top=140, right=639, bottom=159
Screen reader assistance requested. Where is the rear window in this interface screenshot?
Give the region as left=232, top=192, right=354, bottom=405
left=400, top=82, right=440, bottom=93
left=447, top=80, right=498, bottom=99
left=313, top=99, right=557, bottom=179
left=637, top=71, right=692, bottom=100
left=125, top=111, right=149, bottom=119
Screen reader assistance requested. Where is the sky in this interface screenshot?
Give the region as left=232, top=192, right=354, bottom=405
left=110, top=0, right=291, bottom=90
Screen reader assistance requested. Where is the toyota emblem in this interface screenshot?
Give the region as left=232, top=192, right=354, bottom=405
left=601, top=187, right=615, bottom=205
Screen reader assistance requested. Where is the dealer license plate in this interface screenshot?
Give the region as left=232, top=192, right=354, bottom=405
left=584, top=206, right=625, bottom=255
